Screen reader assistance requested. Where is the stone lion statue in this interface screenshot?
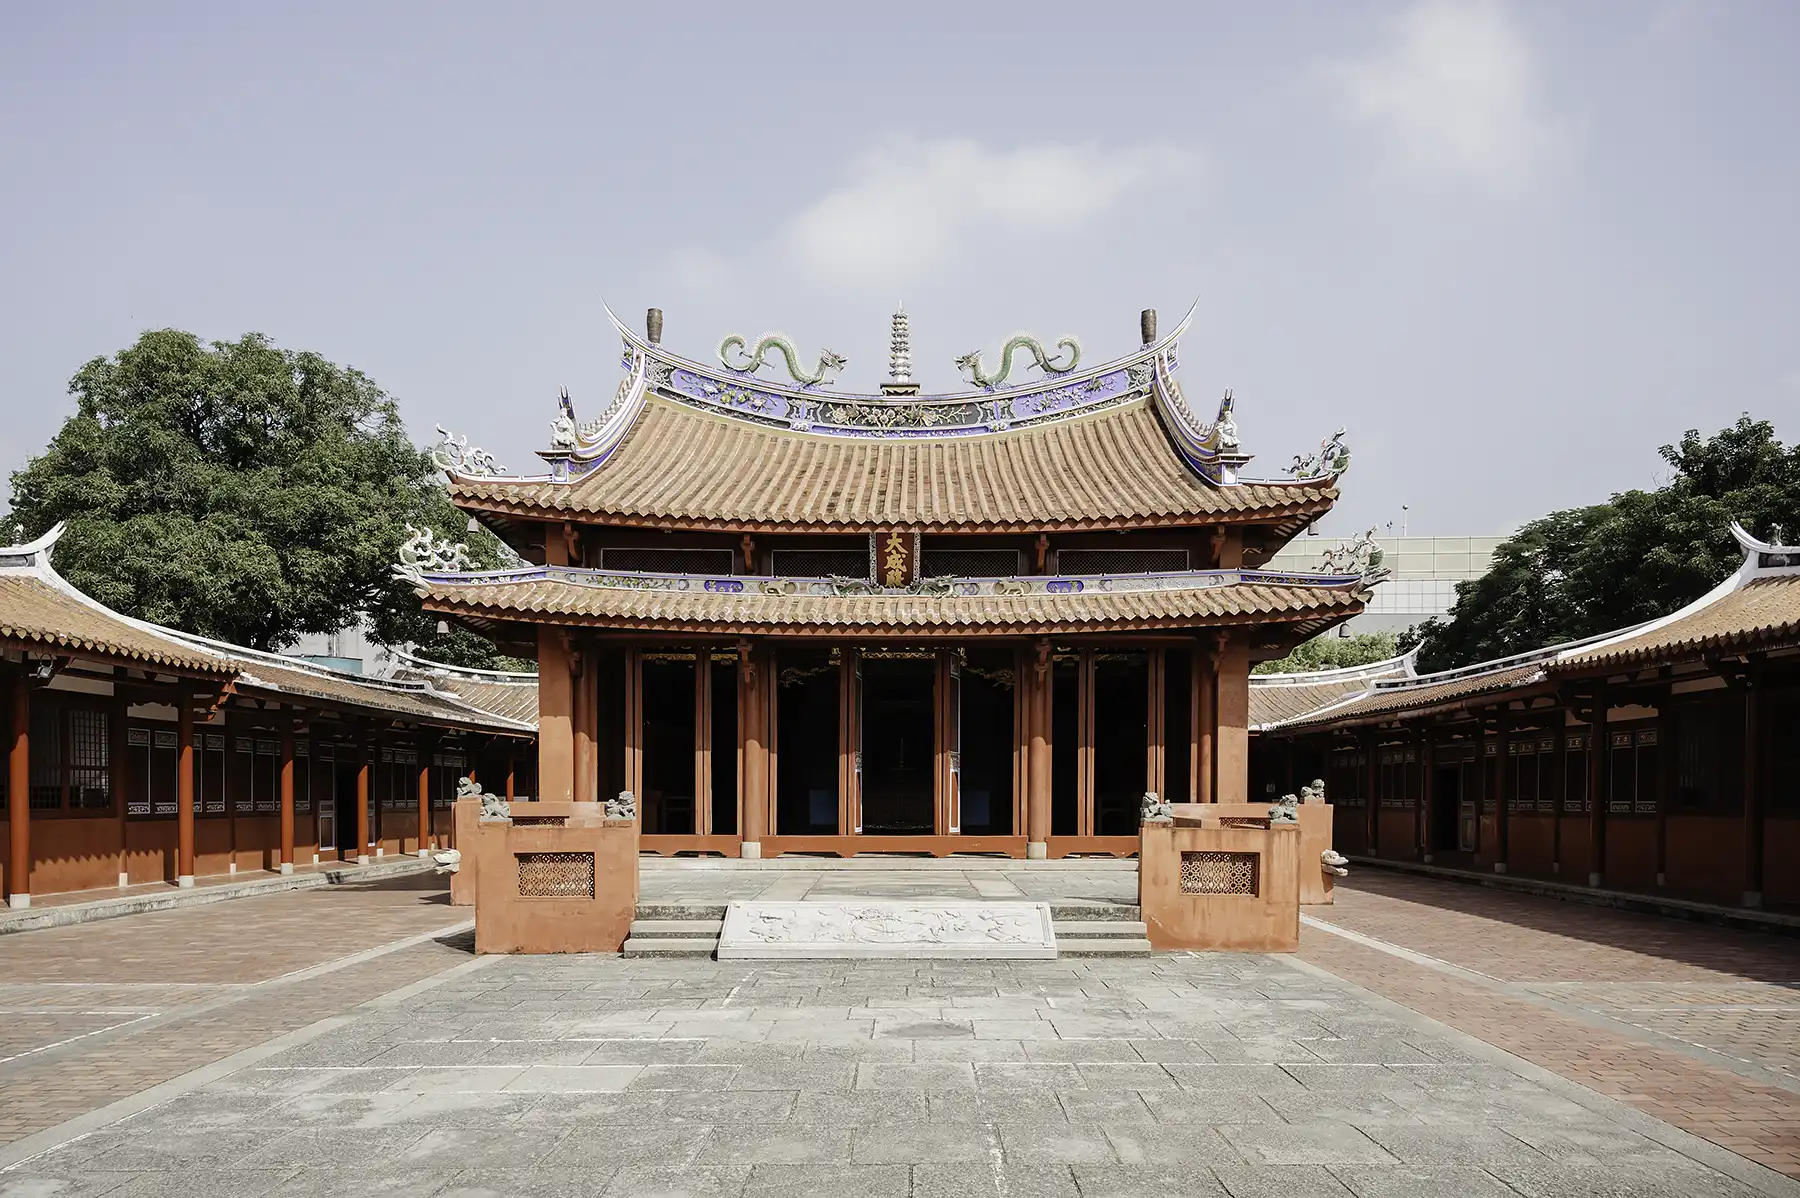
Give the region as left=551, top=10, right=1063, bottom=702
left=606, top=790, right=637, bottom=820
left=459, top=775, right=509, bottom=821
left=1140, top=791, right=1173, bottom=824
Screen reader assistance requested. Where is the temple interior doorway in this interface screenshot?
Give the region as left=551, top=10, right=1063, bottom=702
left=333, top=763, right=359, bottom=855
left=776, top=649, right=839, bottom=834
left=642, top=655, right=696, bottom=834
left=1432, top=765, right=1461, bottom=851
left=1092, top=652, right=1149, bottom=835
left=860, top=656, right=935, bottom=835
left=959, top=650, right=1014, bottom=835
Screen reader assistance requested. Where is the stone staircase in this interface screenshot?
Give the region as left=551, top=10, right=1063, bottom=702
left=621, top=901, right=1149, bottom=958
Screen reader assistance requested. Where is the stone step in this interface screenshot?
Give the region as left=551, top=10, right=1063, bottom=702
left=1053, top=920, right=1148, bottom=939
left=1056, top=937, right=1154, bottom=958
left=636, top=903, right=728, bottom=921
left=628, top=919, right=724, bottom=938
left=1049, top=903, right=1140, bottom=921
left=622, top=937, right=718, bottom=958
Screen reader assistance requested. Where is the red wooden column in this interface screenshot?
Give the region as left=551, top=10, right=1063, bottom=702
left=1586, top=691, right=1610, bottom=887
left=1194, top=640, right=1216, bottom=803
left=1146, top=650, right=1166, bottom=802
left=1492, top=712, right=1512, bottom=874
left=1743, top=675, right=1765, bottom=908
left=7, top=669, right=29, bottom=908
left=538, top=627, right=575, bottom=803
left=1214, top=635, right=1251, bottom=804
left=279, top=714, right=296, bottom=875
left=1362, top=730, right=1380, bottom=856
left=739, top=641, right=768, bottom=858
left=176, top=685, right=196, bottom=887
left=355, top=739, right=373, bottom=865
left=1416, top=726, right=1434, bottom=863
left=1025, top=640, right=1051, bottom=858
left=505, top=744, right=516, bottom=801
left=416, top=732, right=435, bottom=855
left=113, top=696, right=130, bottom=887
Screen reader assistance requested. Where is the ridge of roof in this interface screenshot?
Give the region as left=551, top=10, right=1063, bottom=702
left=387, top=644, right=537, bottom=683
left=1250, top=645, right=1419, bottom=689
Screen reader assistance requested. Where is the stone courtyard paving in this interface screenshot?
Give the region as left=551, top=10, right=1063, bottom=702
left=1, top=864, right=1796, bottom=1197
left=5, top=947, right=1793, bottom=1196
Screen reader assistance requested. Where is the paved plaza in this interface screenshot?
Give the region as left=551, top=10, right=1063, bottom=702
left=0, top=867, right=1795, bottom=1197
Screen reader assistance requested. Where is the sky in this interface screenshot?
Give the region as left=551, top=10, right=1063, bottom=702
left=1, top=0, right=1795, bottom=538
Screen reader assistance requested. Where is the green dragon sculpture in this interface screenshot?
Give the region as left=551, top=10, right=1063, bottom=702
left=954, top=335, right=1082, bottom=389
left=718, top=333, right=847, bottom=387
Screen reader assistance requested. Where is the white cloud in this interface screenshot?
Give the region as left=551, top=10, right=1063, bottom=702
left=780, top=135, right=1199, bottom=289
left=1325, top=0, right=1566, bottom=190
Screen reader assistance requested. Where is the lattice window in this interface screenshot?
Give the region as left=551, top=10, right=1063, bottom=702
left=920, top=549, right=1022, bottom=578
left=771, top=549, right=869, bottom=578
left=516, top=851, right=595, bottom=898
left=1056, top=549, right=1189, bottom=575
left=511, top=815, right=567, bottom=827
left=1179, top=851, right=1259, bottom=895
left=1219, top=817, right=1267, bottom=829
left=601, top=547, right=734, bottom=575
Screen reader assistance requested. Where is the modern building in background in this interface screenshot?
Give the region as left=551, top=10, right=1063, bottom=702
left=1267, top=534, right=1503, bottom=636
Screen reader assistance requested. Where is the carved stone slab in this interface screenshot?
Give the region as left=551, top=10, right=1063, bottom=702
left=716, top=901, right=1058, bottom=960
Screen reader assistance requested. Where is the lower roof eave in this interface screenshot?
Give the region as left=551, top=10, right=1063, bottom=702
left=447, top=494, right=1336, bottom=538
left=421, top=600, right=1361, bottom=642
left=1271, top=679, right=1562, bottom=736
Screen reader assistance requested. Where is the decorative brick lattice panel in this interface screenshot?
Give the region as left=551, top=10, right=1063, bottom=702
left=1056, top=549, right=1190, bottom=575
left=921, top=549, right=1023, bottom=577
left=771, top=549, right=870, bottom=579
left=601, top=547, right=734, bottom=575
left=516, top=851, right=595, bottom=898
left=1219, top=817, right=1268, bottom=829
left=510, top=815, right=568, bottom=827
left=1180, top=851, right=1259, bottom=895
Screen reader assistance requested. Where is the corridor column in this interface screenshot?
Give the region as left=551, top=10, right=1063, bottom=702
left=279, top=713, right=296, bottom=875
left=1743, top=674, right=1764, bottom=908
left=7, top=668, right=29, bottom=908
left=1194, top=642, right=1215, bottom=803
left=1492, top=713, right=1512, bottom=874
left=355, top=737, right=372, bottom=865
left=417, top=731, right=435, bottom=855
left=176, top=685, right=195, bottom=887
left=1586, top=690, right=1609, bottom=887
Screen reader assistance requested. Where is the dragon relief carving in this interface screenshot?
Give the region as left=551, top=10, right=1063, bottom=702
left=719, top=333, right=847, bottom=387
left=392, top=524, right=474, bottom=592
left=1288, top=428, right=1350, bottom=479
left=955, top=335, right=1082, bottom=389
left=429, top=426, right=503, bottom=477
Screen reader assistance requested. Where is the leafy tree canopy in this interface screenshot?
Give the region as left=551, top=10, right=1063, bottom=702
left=8, top=329, right=509, bottom=664
left=1254, top=631, right=1400, bottom=675
left=1401, top=415, right=1800, bottom=673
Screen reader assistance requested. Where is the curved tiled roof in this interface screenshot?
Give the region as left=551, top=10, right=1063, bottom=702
left=450, top=398, right=1336, bottom=533
left=0, top=575, right=236, bottom=676
left=1249, top=653, right=1417, bottom=729
left=1277, top=663, right=1548, bottom=730
left=422, top=572, right=1364, bottom=638
left=1549, top=576, right=1800, bottom=673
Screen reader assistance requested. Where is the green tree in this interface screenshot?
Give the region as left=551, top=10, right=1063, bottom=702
left=1254, top=631, right=1399, bottom=675
left=8, top=329, right=508, bottom=664
left=1404, top=416, right=1800, bottom=672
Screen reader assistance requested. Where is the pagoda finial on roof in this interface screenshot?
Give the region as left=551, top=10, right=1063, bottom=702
left=890, top=304, right=911, bottom=384
left=881, top=304, right=920, bottom=396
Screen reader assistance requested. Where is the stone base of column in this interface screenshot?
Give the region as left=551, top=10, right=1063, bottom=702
left=357, top=854, right=371, bottom=865
left=1493, top=863, right=1507, bottom=874
left=7, top=893, right=29, bottom=909
left=376, top=848, right=384, bottom=857
left=1656, top=872, right=1666, bottom=887
left=740, top=841, right=762, bottom=860
left=280, top=862, right=294, bottom=875
left=177, top=875, right=195, bottom=889
left=416, top=848, right=431, bottom=858
left=1588, top=872, right=1603, bottom=888
left=1743, top=890, right=1763, bottom=909
left=228, top=862, right=237, bottom=874
left=1027, top=841, right=1048, bottom=860
left=118, top=871, right=130, bottom=888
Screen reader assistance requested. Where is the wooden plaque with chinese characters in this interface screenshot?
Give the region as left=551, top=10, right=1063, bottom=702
left=878, top=530, right=917, bottom=587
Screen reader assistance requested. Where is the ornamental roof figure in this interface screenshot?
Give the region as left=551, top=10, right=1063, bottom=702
left=439, top=303, right=1352, bottom=535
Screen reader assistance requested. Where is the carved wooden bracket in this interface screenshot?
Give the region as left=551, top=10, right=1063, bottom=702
left=562, top=521, right=582, bottom=566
